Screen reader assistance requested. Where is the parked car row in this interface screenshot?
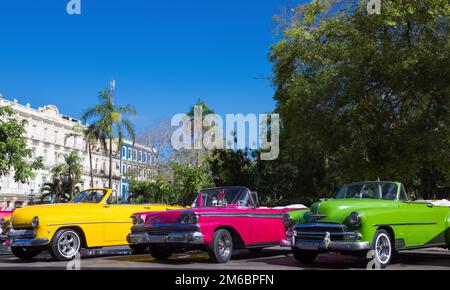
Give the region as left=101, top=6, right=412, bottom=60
left=4, top=181, right=450, bottom=268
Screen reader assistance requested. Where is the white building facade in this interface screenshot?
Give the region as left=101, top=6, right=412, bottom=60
left=0, top=96, right=153, bottom=207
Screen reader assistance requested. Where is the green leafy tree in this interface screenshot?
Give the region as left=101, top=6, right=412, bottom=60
left=208, top=148, right=256, bottom=189
left=171, top=161, right=214, bottom=204
left=0, top=106, right=43, bottom=186
left=270, top=0, right=450, bottom=199
left=82, top=87, right=136, bottom=188
left=40, top=150, right=83, bottom=202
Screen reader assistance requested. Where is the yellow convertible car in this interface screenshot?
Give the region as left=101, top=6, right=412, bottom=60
left=7, top=188, right=184, bottom=261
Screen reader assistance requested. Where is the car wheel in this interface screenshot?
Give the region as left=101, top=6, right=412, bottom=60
left=129, top=244, right=149, bottom=254
left=49, top=229, right=82, bottom=261
left=248, top=248, right=264, bottom=253
left=149, top=244, right=173, bottom=260
left=292, top=248, right=318, bottom=264
left=11, top=247, right=41, bottom=260
left=371, top=229, right=392, bottom=268
left=208, top=229, right=233, bottom=263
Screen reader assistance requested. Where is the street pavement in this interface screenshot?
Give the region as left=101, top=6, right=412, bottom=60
left=0, top=245, right=449, bottom=270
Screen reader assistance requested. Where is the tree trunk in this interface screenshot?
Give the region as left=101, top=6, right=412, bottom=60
left=88, top=141, right=94, bottom=188
left=109, top=138, right=113, bottom=189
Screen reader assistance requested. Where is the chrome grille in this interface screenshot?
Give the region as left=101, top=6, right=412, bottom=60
left=147, top=224, right=199, bottom=236
left=295, top=223, right=348, bottom=241
left=295, top=223, right=347, bottom=233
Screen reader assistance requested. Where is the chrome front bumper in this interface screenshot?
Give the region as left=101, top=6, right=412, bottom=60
left=7, top=229, right=49, bottom=247
left=294, top=239, right=370, bottom=251
left=290, top=223, right=371, bottom=252
left=127, top=231, right=204, bottom=245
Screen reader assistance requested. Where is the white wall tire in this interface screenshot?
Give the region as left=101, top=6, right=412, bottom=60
left=372, top=230, right=392, bottom=268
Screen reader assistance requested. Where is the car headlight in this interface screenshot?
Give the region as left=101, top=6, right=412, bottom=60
left=131, top=215, right=144, bottom=225
left=180, top=212, right=198, bottom=224
left=31, top=216, right=39, bottom=229
left=346, top=212, right=361, bottom=227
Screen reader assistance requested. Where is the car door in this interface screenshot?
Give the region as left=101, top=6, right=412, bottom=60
left=397, top=201, right=440, bottom=247
left=248, top=209, right=285, bottom=246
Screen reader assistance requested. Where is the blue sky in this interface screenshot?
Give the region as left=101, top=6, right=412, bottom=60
left=0, top=0, right=299, bottom=131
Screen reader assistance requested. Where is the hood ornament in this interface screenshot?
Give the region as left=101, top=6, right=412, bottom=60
left=324, top=232, right=331, bottom=249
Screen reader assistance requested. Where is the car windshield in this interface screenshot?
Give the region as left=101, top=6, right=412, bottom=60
left=71, top=189, right=108, bottom=203
left=191, top=188, right=252, bottom=208
left=336, top=182, right=398, bottom=200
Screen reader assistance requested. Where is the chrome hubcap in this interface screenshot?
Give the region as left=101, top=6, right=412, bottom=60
left=217, top=235, right=232, bottom=257
left=375, top=233, right=391, bottom=264
left=58, top=231, right=80, bottom=258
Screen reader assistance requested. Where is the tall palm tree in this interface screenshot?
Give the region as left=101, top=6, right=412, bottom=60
left=186, top=100, right=215, bottom=167
left=65, top=124, right=99, bottom=188
left=54, top=150, right=83, bottom=199
left=41, top=150, right=82, bottom=202
left=82, top=87, right=136, bottom=188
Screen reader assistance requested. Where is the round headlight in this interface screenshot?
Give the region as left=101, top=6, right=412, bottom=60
left=180, top=213, right=190, bottom=224
left=131, top=215, right=144, bottom=225
left=346, top=212, right=361, bottom=227
left=188, top=214, right=198, bottom=224
left=31, top=216, right=39, bottom=228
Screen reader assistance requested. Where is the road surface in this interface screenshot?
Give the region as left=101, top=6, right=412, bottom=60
left=0, top=245, right=449, bottom=270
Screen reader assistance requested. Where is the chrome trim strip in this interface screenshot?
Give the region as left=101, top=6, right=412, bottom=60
left=46, top=221, right=131, bottom=226
left=372, top=222, right=437, bottom=226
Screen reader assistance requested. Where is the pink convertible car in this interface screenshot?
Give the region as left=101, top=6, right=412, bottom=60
left=0, top=208, right=14, bottom=244
left=127, top=186, right=306, bottom=263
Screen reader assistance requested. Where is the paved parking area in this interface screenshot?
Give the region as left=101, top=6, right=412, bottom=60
left=0, top=245, right=449, bottom=270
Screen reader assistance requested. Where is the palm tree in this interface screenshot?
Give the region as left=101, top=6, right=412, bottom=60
left=82, top=87, right=136, bottom=188
left=54, top=150, right=83, bottom=199
left=186, top=100, right=215, bottom=167
left=65, top=124, right=99, bottom=188
left=40, top=151, right=82, bottom=202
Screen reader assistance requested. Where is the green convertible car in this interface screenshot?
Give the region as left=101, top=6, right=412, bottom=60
left=286, top=181, right=450, bottom=268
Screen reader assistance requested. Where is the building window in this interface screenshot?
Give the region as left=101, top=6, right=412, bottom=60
left=128, top=148, right=132, bottom=160
left=122, top=147, right=126, bottom=158
left=143, top=153, right=146, bottom=163
left=133, top=150, right=137, bottom=160
left=138, top=151, right=142, bottom=162
left=116, top=162, right=120, bottom=170
left=122, top=164, right=126, bottom=174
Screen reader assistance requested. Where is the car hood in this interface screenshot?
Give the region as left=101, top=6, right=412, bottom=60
left=308, top=199, right=396, bottom=223
left=11, top=203, right=97, bottom=228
